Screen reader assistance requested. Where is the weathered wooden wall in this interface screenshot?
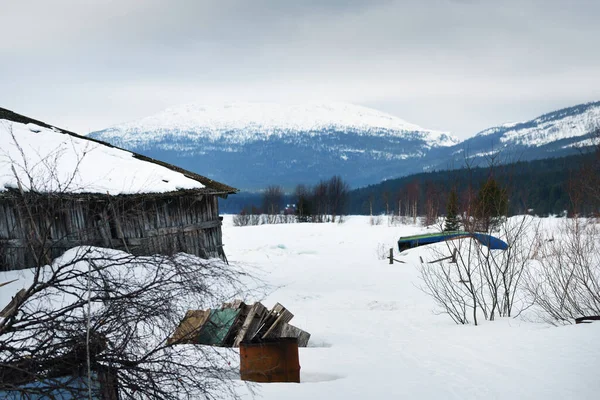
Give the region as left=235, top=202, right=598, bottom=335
left=0, top=191, right=227, bottom=271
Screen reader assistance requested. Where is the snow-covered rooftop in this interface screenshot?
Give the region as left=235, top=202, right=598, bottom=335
left=0, top=109, right=234, bottom=195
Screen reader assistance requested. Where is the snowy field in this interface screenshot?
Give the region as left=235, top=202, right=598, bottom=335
left=1, top=215, right=598, bottom=399
left=222, top=215, right=600, bottom=400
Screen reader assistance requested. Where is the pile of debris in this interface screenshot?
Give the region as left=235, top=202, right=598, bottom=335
left=169, top=301, right=310, bottom=347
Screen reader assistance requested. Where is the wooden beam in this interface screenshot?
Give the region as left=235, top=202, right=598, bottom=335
left=260, top=303, right=294, bottom=340
left=145, top=220, right=221, bottom=237
left=0, top=279, right=18, bottom=288
left=232, top=302, right=268, bottom=347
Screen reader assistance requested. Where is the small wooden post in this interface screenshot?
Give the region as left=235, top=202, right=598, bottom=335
left=389, top=248, right=394, bottom=264
left=451, top=248, right=457, bottom=263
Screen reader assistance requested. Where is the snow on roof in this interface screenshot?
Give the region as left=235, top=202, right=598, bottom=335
left=0, top=109, right=235, bottom=195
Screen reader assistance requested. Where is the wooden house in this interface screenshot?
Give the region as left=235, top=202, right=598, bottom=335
left=0, top=107, right=237, bottom=271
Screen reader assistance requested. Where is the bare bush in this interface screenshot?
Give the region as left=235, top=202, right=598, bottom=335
left=282, top=213, right=296, bottom=224
left=1, top=247, right=248, bottom=399
left=249, top=211, right=261, bottom=226
left=232, top=212, right=251, bottom=227
left=419, top=216, right=539, bottom=325
left=376, top=243, right=388, bottom=260
left=387, top=214, right=402, bottom=226
left=370, top=215, right=383, bottom=226
left=232, top=205, right=263, bottom=227
left=524, top=218, right=600, bottom=325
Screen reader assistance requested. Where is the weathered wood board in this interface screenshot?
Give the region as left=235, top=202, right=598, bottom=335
left=168, top=309, right=212, bottom=345
left=0, top=192, right=228, bottom=271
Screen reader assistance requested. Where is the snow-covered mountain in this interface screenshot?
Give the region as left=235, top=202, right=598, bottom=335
left=90, top=103, right=458, bottom=189
left=89, top=100, right=600, bottom=190
left=476, top=102, right=600, bottom=147
left=97, top=102, right=456, bottom=147
left=430, top=101, right=600, bottom=170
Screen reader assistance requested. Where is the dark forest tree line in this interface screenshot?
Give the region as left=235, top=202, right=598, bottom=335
left=233, top=175, right=350, bottom=225
left=222, top=143, right=599, bottom=219
left=345, top=152, right=595, bottom=218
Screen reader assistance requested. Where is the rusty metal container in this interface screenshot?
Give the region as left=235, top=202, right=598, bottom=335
left=239, top=338, right=300, bottom=383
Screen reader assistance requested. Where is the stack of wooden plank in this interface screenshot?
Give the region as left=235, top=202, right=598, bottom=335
left=169, top=301, right=310, bottom=347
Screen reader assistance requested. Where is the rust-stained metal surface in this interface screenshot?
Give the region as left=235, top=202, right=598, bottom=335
left=239, top=338, right=300, bottom=383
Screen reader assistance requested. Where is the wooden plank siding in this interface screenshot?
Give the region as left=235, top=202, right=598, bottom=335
left=0, top=192, right=227, bottom=271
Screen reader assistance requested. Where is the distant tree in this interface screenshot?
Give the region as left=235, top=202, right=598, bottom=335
left=444, top=189, right=460, bottom=231
left=382, top=190, right=390, bottom=215
left=368, top=192, right=375, bottom=217
left=327, top=175, right=349, bottom=223
left=312, top=181, right=329, bottom=222
left=570, top=123, right=600, bottom=215
left=262, top=185, right=284, bottom=223
left=295, top=184, right=313, bottom=222
left=474, top=178, right=508, bottom=231
left=423, top=180, right=440, bottom=226
left=406, top=180, right=420, bottom=224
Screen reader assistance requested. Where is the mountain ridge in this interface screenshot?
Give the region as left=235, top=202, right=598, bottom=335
left=96, top=102, right=458, bottom=148
left=89, top=100, right=600, bottom=190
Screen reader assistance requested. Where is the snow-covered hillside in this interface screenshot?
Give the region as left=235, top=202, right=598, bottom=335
left=475, top=101, right=600, bottom=147
left=89, top=100, right=600, bottom=190
left=427, top=101, right=600, bottom=171
left=90, top=102, right=459, bottom=189
left=96, top=102, right=457, bottom=147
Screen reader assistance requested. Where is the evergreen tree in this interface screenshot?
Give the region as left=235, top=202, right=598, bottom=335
left=475, top=178, right=508, bottom=231
left=295, top=184, right=313, bottom=222
left=444, top=189, right=460, bottom=231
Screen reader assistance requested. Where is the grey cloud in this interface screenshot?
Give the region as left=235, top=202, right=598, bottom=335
left=1, top=0, right=599, bottom=137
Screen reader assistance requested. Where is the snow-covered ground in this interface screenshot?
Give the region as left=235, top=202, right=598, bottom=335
left=1, top=216, right=598, bottom=399
left=221, top=216, right=600, bottom=400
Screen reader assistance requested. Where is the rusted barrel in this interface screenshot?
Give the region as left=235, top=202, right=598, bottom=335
left=239, top=338, right=300, bottom=383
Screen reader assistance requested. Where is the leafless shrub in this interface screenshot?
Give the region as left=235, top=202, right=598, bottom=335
left=249, top=212, right=261, bottom=226
left=419, top=252, right=472, bottom=324
left=1, top=248, right=249, bottom=399
left=370, top=215, right=383, bottom=226
left=524, top=218, right=600, bottom=325
left=232, top=212, right=251, bottom=227
left=419, top=216, right=539, bottom=325
left=376, top=243, right=388, bottom=260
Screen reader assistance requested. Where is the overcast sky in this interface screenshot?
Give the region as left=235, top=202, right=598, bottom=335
left=1, top=0, right=599, bottom=138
